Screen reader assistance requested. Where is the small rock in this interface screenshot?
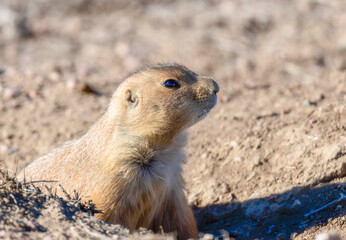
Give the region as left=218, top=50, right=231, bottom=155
left=25, top=220, right=38, bottom=231
left=309, top=118, right=317, bottom=124
left=221, top=183, right=231, bottom=194
left=268, top=194, right=278, bottom=202
left=282, top=109, right=291, bottom=115
left=230, top=141, right=238, bottom=148
left=234, top=156, right=243, bottom=162
left=201, top=153, right=207, bottom=159
left=9, top=147, right=19, bottom=154
left=291, top=232, right=298, bottom=239
left=302, top=100, right=311, bottom=106
left=315, top=231, right=341, bottom=240
left=3, top=87, right=21, bottom=100
left=27, top=90, right=37, bottom=99
left=251, top=156, right=261, bottom=168
left=252, top=125, right=262, bottom=131
left=0, top=230, right=7, bottom=237
left=201, top=233, right=214, bottom=240
left=220, top=230, right=232, bottom=240
left=290, top=199, right=301, bottom=210
left=48, top=71, right=60, bottom=81
left=66, top=79, right=78, bottom=90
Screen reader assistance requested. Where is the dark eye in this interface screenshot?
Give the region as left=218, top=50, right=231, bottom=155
left=163, top=79, right=180, bottom=89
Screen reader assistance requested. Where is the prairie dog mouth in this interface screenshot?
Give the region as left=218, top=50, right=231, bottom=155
left=197, top=96, right=217, bottom=119
left=197, top=109, right=211, bottom=119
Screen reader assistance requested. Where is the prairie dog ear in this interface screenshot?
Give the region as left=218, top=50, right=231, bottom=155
left=125, top=89, right=138, bottom=106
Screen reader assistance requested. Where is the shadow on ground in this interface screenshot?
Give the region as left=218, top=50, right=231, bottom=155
left=194, top=182, right=346, bottom=240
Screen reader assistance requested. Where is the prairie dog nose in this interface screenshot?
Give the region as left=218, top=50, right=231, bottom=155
left=199, top=77, right=219, bottom=95
left=212, top=79, right=219, bottom=94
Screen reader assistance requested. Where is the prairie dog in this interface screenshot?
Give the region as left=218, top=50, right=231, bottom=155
left=17, top=63, right=219, bottom=240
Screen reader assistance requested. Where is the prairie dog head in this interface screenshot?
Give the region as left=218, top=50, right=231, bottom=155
left=108, top=63, right=219, bottom=144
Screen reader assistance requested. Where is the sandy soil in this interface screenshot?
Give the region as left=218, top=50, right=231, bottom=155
left=0, top=0, right=345, bottom=239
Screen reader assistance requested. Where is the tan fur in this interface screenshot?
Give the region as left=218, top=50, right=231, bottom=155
left=17, top=63, right=219, bottom=240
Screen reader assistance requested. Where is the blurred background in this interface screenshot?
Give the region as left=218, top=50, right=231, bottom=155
left=1, top=0, right=345, bottom=83
left=0, top=0, right=345, bottom=239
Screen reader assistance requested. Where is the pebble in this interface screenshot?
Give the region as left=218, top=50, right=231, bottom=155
left=48, top=71, right=60, bottom=81
left=9, top=147, right=19, bottom=154
left=302, top=100, right=311, bottom=106
left=315, top=231, right=341, bottom=240
left=291, top=232, right=298, bottom=239
left=251, top=156, right=261, bottom=168
left=25, top=220, right=38, bottom=231
left=268, top=194, right=278, bottom=202
left=309, top=118, right=317, bottom=124
left=201, top=233, right=214, bottom=240
left=282, top=109, right=291, bottom=115
left=3, top=87, right=21, bottom=100
left=0, top=231, right=6, bottom=237
left=0, top=145, right=19, bottom=154
left=221, top=183, right=231, bottom=194
left=27, top=90, right=37, bottom=99
left=230, top=141, right=238, bottom=148
left=291, top=199, right=301, bottom=209
left=66, top=79, right=78, bottom=90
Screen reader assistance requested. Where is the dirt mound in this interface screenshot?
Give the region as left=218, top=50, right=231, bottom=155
left=0, top=170, right=171, bottom=239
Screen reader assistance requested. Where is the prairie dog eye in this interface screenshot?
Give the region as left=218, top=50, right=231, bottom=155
left=163, top=79, right=180, bottom=89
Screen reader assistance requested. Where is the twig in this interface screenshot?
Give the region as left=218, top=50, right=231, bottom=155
left=256, top=112, right=279, bottom=120
left=78, top=220, right=111, bottom=240
left=307, top=110, right=315, bottom=118
left=304, top=193, right=346, bottom=217
left=58, top=184, right=71, bottom=200
left=28, top=180, right=59, bottom=184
